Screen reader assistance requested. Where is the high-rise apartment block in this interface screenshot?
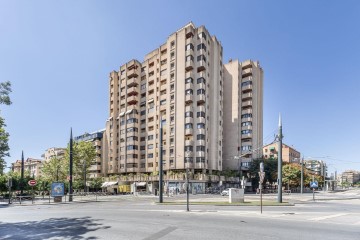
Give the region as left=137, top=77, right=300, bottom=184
left=223, top=60, right=263, bottom=171
left=105, top=22, right=262, bottom=178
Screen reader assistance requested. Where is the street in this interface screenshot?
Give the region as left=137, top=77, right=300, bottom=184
left=0, top=190, right=359, bottom=240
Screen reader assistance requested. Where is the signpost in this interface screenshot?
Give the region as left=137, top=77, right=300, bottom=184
left=28, top=179, right=37, bottom=204
left=310, top=180, right=318, bottom=201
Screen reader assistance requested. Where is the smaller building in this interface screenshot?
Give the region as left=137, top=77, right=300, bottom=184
left=74, top=129, right=107, bottom=179
left=11, top=158, right=43, bottom=178
left=41, top=147, right=66, bottom=161
left=339, top=170, right=360, bottom=185
left=262, top=143, right=301, bottom=163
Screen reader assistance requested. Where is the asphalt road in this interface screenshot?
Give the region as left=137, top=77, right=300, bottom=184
left=0, top=193, right=359, bottom=240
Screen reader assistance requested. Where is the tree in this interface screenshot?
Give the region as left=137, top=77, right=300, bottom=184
left=64, top=141, right=96, bottom=190
left=248, top=158, right=278, bottom=190
left=282, top=163, right=302, bottom=188
left=41, top=156, right=67, bottom=182
left=0, top=81, right=12, bottom=174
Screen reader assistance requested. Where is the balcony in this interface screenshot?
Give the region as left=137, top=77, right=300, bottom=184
left=185, top=140, right=194, bottom=146
left=127, top=86, right=139, bottom=96
left=241, top=109, right=252, bottom=115
left=241, top=133, right=252, bottom=139
left=197, top=140, right=205, bottom=146
left=197, top=129, right=206, bottom=135
left=241, top=85, right=252, bottom=91
left=160, top=104, right=167, bottom=112
left=197, top=82, right=206, bottom=90
left=126, top=149, right=139, bottom=155
left=89, top=165, right=102, bottom=171
left=185, top=60, right=194, bottom=71
left=160, top=84, right=167, bottom=91
left=185, top=105, right=193, bottom=112
left=185, top=83, right=193, bottom=90
left=127, top=96, right=138, bottom=105
left=242, top=60, right=252, bottom=69
left=185, top=117, right=193, bottom=124
left=127, top=122, right=139, bottom=129
left=185, top=71, right=194, bottom=80
left=242, top=68, right=252, bottom=78
left=242, top=92, right=252, bottom=100
left=198, top=117, right=206, bottom=124
left=196, top=151, right=205, bottom=157
left=185, top=94, right=193, bottom=103
left=185, top=128, right=193, bottom=136
left=127, top=68, right=139, bottom=78
left=127, top=77, right=138, bottom=87
left=197, top=94, right=206, bottom=104
left=241, top=101, right=252, bottom=107
left=185, top=49, right=194, bottom=57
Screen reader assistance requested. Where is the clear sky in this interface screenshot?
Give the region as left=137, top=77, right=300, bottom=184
left=1, top=0, right=359, bottom=175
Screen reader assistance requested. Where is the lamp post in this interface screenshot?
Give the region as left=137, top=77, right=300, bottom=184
left=185, top=150, right=191, bottom=212
left=300, top=157, right=304, bottom=194
left=234, top=156, right=242, bottom=188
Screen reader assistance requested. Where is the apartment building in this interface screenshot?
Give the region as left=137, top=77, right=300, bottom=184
left=105, top=22, right=224, bottom=176
left=42, top=147, right=66, bottom=161
left=12, top=158, right=43, bottom=178
left=262, top=142, right=301, bottom=163
left=74, top=129, right=108, bottom=178
left=223, top=59, right=263, bottom=172
left=340, top=170, right=360, bottom=185
left=304, top=159, right=326, bottom=176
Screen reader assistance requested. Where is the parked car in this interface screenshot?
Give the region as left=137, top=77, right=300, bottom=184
left=221, top=188, right=230, bottom=196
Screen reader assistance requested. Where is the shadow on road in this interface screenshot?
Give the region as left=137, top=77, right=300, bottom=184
left=0, top=216, right=110, bottom=239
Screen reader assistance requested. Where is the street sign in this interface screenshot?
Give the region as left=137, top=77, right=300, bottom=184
left=28, top=180, right=37, bottom=186
left=310, top=181, right=318, bottom=188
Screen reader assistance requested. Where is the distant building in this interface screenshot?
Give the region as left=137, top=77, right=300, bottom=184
left=339, top=170, right=360, bottom=185
left=41, top=147, right=66, bottom=161
left=11, top=158, right=43, bottom=178
left=262, top=143, right=300, bottom=163
left=304, top=159, right=327, bottom=176
left=74, top=129, right=108, bottom=178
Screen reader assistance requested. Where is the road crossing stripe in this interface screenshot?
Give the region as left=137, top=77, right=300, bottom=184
left=309, top=213, right=349, bottom=221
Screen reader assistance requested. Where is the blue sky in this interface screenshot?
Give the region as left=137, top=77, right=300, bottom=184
left=0, top=0, right=359, bottom=174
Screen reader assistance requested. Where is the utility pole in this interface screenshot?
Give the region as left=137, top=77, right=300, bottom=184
left=20, top=151, right=24, bottom=195
left=186, top=150, right=190, bottom=212
left=301, top=157, right=304, bottom=194
left=159, top=120, right=163, bottom=203
left=277, top=114, right=283, bottom=203
left=69, top=128, right=73, bottom=202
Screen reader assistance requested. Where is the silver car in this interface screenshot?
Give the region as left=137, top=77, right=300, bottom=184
left=221, top=188, right=229, bottom=196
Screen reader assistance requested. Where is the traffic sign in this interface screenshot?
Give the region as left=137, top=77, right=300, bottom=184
left=310, top=181, right=318, bottom=188
left=28, top=180, right=37, bottom=186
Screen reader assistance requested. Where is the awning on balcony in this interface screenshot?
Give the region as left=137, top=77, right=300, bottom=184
left=119, top=112, right=125, bottom=117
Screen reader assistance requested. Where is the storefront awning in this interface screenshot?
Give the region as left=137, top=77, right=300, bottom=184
left=101, top=181, right=118, bottom=187
left=136, top=182, right=147, bottom=187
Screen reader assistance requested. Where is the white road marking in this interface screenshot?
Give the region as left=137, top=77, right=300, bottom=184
left=309, top=213, right=349, bottom=221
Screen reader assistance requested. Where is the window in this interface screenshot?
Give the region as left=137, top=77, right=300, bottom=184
left=185, top=89, right=193, bottom=95
left=197, top=43, right=206, bottom=51
left=141, top=110, right=146, bottom=116
left=197, top=123, right=205, bottom=129
left=196, top=157, right=205, bottom=163
left=148, top=153, right=154, bottom=158
left=127, top=154, right=138, bottom=159
left=148, top=135, right=154, bottom=140
left=184, top=157, right=193, bottom=163
left=241, top=145, right=252, bottom=151
left=170, top=63, right=175, bottom=70
left=127, top=127, right=138, bottom=133
left=160, top=69, right=167, bottom=76
left=197, top=89, right=205, bottom=95
left=185, top=55, right=194, bottom=62
left=198, top=32, right=207, bottom=40
left=160, top=99, right=166, bottom=105
left=241, top=81, right=252, bottom=87
left=126, top=136, right=138, bottom=141
left=170, top=51, right=175, bottom=59
left=197, top=111, right=205, bottom=118
left=197, top=55, right=206, bottom=62
left=184, top=146, right=193, bottom=151
left=127, top=145, right=138, bottom=150
left=141, top=84, right=146, bottom=90
left=241, top=113, right=252, bottom=118
left=196, top=146, right=205, bottom=151
left=241, top=130, right=252, bottom=134
left=185, top=111, right=193, bottom=117
left=170, top=41, right=175, bottom=48
left=185, top=43, right=194, bottom=51
left=127, top=118, right=138, bottom=124
left=197, top=134, right=205, bottom=140
left=185, top=123, right=193, bottom=129
left=185, top=77, right=193, bottom=84
left=241, top=121, right=252, bottom=126
left=197, top=77, right=206, bottom=84
left=148, top=144, right=154, bottom=149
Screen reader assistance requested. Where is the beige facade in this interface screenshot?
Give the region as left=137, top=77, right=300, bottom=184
left=11, top=158, right=43, bottom=178
left=223, top=60, right=263, bottom=171
left=74, top=130, right=108, bottom=178
left=105, top=22, right=224, bottom=175
left=304, top=159, right=326, bottom=176
left=42, top=147, right=66, bottom=161
left=263, top=143, right=301, bottom=163
left=340, top=170, right=360, bottom=185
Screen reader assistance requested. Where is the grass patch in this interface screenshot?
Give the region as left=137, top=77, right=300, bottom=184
left=157, top=201, right=293, bottom=206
